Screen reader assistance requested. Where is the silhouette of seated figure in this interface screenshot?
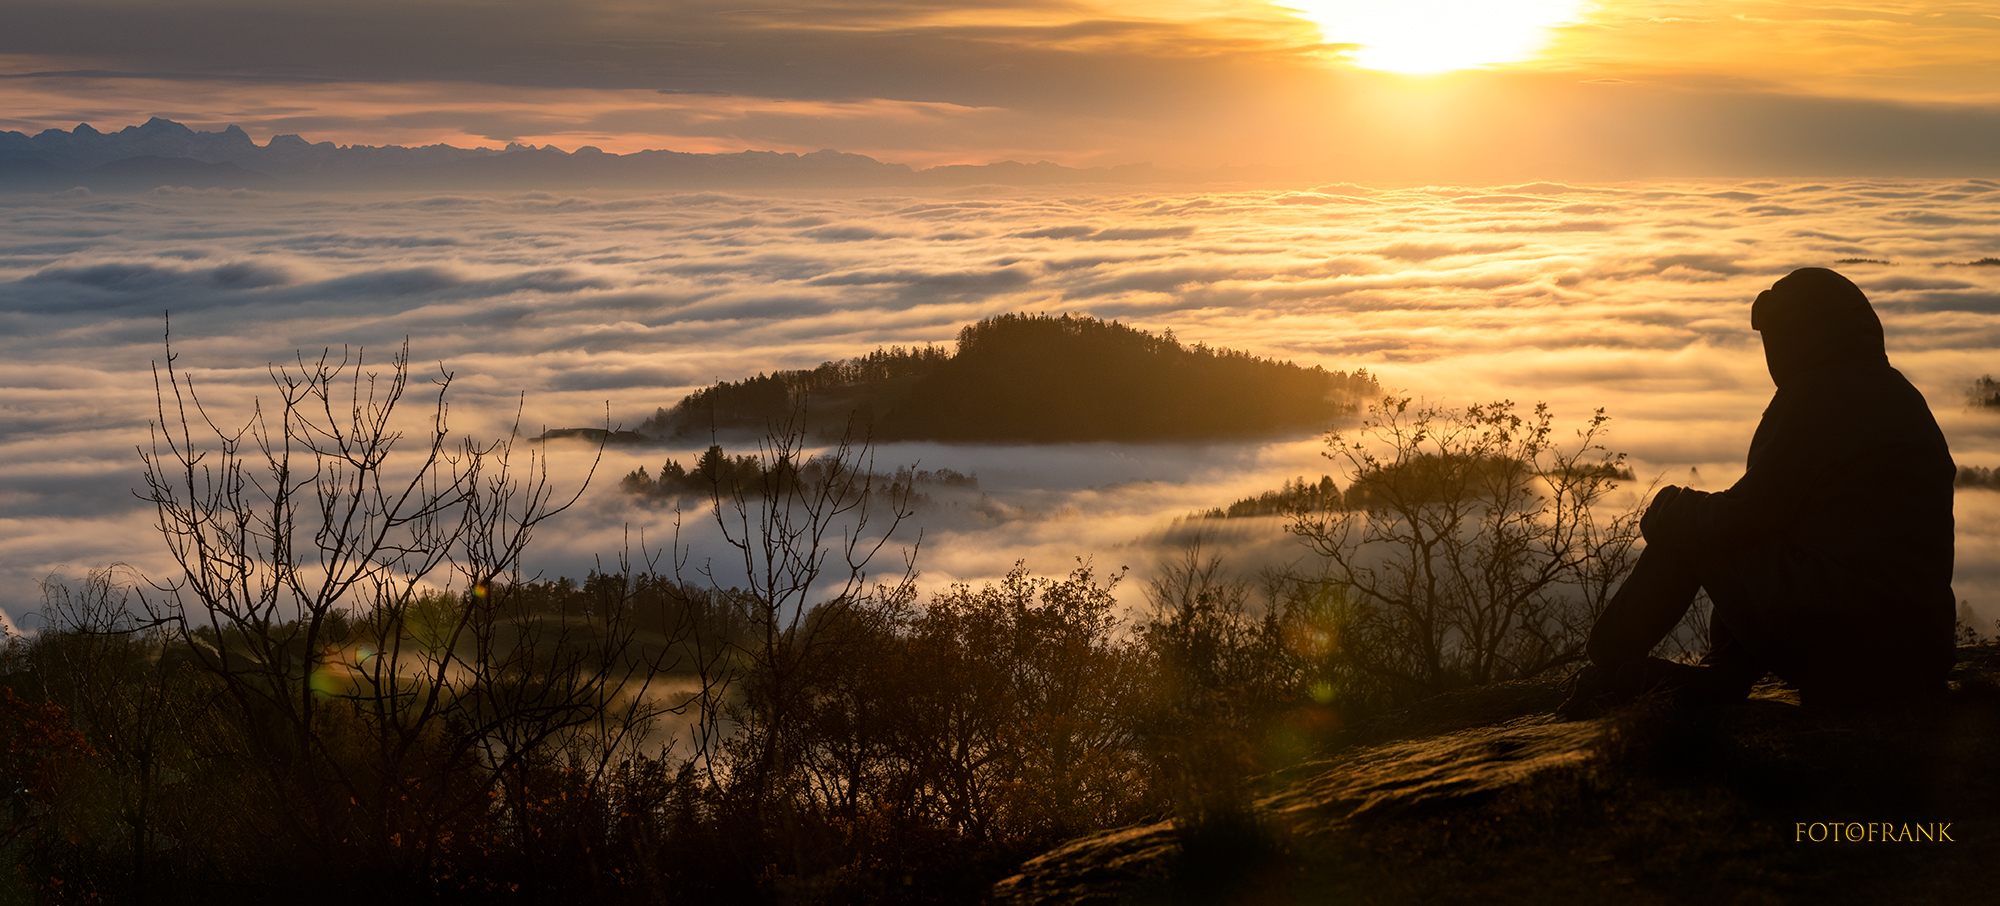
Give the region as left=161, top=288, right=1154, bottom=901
left=1563, top=267, right=1957, bottom=716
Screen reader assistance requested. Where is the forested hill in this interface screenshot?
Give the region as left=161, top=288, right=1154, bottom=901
left=639, top=313, right=1377, bottom=443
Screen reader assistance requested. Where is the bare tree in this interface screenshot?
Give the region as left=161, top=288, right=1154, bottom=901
left=134, top=333, right=667, bottom=877
left=1288, top=397, right=1643, bottom=701
left=670, top=408, right=921, bottom=858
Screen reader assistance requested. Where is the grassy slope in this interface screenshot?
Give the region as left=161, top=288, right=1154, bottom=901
left=1003, top=644, right=2000, bottom=905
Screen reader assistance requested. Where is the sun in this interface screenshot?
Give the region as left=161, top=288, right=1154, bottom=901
left=1286, top=0, right=1586, bottom=75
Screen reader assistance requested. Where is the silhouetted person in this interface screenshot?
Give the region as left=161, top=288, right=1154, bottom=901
left=1563, top=267, right=1956, bottom=716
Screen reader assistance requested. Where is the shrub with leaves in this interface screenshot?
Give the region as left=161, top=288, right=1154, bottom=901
left=1288, top=397, right=1644, bottom=703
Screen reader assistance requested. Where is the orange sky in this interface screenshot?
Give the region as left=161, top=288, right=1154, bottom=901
left=2, top=1, right=1998, bottom=178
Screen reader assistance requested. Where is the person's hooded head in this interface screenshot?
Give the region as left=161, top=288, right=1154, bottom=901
left=1750, top=267, right=1886, bottom=387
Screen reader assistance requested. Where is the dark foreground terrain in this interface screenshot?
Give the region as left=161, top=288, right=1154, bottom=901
left=997, top=644, right=2000, bottom=905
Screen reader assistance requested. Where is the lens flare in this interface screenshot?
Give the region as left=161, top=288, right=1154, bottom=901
left=309, top=661, right=345, bottom=698
left=1286, top=0, right=1586, bottom=74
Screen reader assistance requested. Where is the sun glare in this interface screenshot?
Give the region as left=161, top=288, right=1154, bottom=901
left=1287, top=0, right=1585, bottom=74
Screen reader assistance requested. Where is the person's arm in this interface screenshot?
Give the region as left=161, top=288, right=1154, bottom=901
left=1640, top=393, right=1826, bottom=550
left=1639, top=484, right=1776, bottom=551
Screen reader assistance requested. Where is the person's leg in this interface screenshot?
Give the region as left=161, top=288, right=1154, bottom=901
left=1586, top=544, right=1703, bottom=670
left=1701, top=545, right=1808, bottom=690
left=1706, top=548, right=1951, bottom=706
left=1561, top=544, right=1754, bottom=718
left=1690, top=615, right=1765, bottom=703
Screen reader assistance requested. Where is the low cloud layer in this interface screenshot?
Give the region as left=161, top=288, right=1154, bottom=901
left=4, top=178, right=2000, bottom=630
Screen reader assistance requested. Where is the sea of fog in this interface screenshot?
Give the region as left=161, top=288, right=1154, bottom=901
left=4, top=178, right=2000, bottom=633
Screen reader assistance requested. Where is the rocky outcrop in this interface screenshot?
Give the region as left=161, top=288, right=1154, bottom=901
left=996, top=645, right=2000, bottom=905
left=994, top=678, right=1599, bottom=904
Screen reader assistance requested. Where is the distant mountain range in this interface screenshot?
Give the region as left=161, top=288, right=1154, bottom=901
left=0, top=117, right=1170, bottom=192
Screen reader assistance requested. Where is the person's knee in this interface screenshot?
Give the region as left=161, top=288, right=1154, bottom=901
left=1586, top=544, right=1706, bottom=667
left=1584, top=621, right=1633, bottom=668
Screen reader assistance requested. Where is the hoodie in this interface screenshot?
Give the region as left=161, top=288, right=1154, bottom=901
left=1642, top=267, right=1956, bottom=687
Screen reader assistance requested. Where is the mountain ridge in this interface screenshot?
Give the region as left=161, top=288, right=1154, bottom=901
left=0, top=116, right=1172, bottom=191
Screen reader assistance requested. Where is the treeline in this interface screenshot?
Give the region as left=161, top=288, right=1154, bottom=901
left=1957, top=464, right=2000, bottom=490
left=1190, top=458, right=1635, bottom=521
left=1969, top=374, right=2000, bottom=409
left=1190, top=475, right=1342, bottom=520
left=641, top=345, right=950, bottom=440
left=640, top=314, right=1377, bottom=443
left=619, top=444, right=976, bottom=504
left=0, top=560, right=1349, bottom=905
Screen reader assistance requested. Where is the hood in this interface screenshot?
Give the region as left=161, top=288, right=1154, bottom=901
left=1751, top=267, right=1886, bottom=387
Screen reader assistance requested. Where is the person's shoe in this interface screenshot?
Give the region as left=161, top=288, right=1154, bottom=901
left=1557, top=662, right=1635, bottom=720
left=1669, top=660, right=1755, bottom=708
left=1558, top=657, right=1749, bottom=720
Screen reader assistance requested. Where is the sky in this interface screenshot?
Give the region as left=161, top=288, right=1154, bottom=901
left=4, top=179, right=2000, bottom=634
left=3, top=2, right=2000, bottom=180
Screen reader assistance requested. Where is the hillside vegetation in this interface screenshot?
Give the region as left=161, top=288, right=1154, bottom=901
left=639, top=314, right=1376, bottom=443
left=1, top=336, right=1696, bottom=905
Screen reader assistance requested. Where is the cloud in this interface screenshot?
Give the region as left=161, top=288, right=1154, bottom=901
left=1371, top=242, right=1520, bottom=262
left=1012, top=225, right=1197, bottom=241
left=1877, top=292, right=2000, bottom=315
left=808, top=265, right=1039, bottom=292
left=0, top=1, right=1315, bottom=103
left=797, top=225, right=901, bottom=242
left=6, top=177, right=2000, bottom=629
left=0, top=260, right=610, bottom=316
left=4, top=259, right=294, bottom=311
left=1648, top=253, right=1746, bottom=276
left=262, top=233, right=463, bottom=252
left=27, top=260, right=289, bottom=291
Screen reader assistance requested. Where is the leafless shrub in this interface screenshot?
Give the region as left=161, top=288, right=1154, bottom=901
left=132, top=332, right=706, bottom=884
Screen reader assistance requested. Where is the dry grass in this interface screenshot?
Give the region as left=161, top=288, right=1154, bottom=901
left=1064, top=645, right=2000, bottom=905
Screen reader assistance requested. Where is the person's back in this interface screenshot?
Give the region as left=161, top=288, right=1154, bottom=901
left=1717, top=341, right=1955, bottom=698
left=1567, top=267, right=1955, bottom=714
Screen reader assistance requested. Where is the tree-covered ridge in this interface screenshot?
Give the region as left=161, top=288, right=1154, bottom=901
left=639, top=313, right=1376, bottom=443
left=1189, top=476, right=1343, bottom=520
left=1189, top=457, right=1635, bottom=522
left=640, top=344, right=949, bottom=439
left=1968, top=374, right=2000, bottom=409
left=1957, top=465, right=2000, bottom=490
left=619, top=442, right=977, bottom=503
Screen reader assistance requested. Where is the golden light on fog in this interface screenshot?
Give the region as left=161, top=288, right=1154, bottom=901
left=1287, top=0, right=1586, bottom=74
